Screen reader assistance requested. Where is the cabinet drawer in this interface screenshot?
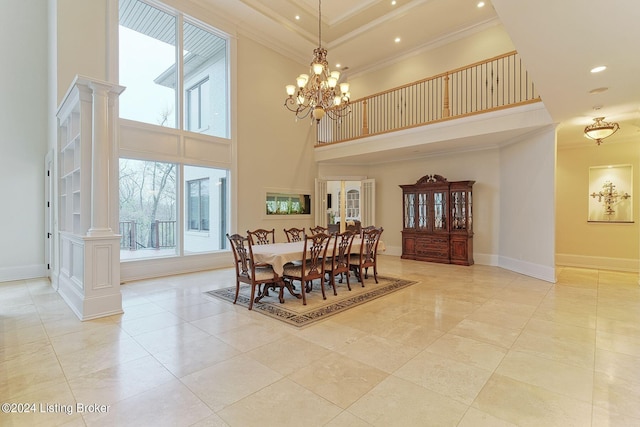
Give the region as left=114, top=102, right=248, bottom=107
left=415, top=236, right=449, bottom=258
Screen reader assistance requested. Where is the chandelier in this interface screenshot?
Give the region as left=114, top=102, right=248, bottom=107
left=284, top=0, right=351, bottom=123
left=584, top=117, right=620, bottom=145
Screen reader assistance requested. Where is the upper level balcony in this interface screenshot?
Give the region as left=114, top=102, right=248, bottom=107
left=315, top=51, right=554, bottom=164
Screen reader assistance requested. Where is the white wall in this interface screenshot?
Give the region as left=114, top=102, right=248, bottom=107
left=499, top=126, right=557, bottom=281
left=0, top=1, right=49, bottom=281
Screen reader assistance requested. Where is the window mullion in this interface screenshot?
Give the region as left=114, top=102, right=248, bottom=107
left=177, top=13, right=184, bottom=130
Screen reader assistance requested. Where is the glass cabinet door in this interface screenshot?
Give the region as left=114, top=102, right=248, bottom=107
left=418, top=192, right=428, bottom=230
left=433, top=191, right=446, bottom=230
left=451, top=191, right=467, bottom=230
left=404, top=193, right=415, bottom=228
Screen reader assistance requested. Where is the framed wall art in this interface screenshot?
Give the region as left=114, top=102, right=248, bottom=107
left=588, top=164, right=633, bottom=223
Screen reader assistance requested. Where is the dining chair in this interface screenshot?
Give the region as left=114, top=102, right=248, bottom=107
left=283, top=227, right=305, bottom=242
left=310, top=225, right=328, bottom=235
left=247, top=228, right=275, bottom=245
left=325, top=230, right=356, bottom=295
left=349, top=227, right=383, bottom=286
left=283, top=232, right=331, bottom=305
left=226, top=233, right=284, bottom=310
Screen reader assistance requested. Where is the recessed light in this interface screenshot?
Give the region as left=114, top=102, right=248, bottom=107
left=391, top=1, right=397, bottom=5
left=477, top=1, right=485, bottom=7
left=589, top=87, right=609, bottom=94
left=394, top=37, right=401, bottom=43
left=295, top=15, right=300, bottom=20
left=335, top=63, right=341, bottom=68
left=590, top=65, right=607, bottom=73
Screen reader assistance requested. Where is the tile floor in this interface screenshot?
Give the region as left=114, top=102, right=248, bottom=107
left=1, top=256, right=640, bottom=426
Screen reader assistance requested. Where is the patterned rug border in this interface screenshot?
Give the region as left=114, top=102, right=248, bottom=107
left=204, top=276, right=418, bottom=327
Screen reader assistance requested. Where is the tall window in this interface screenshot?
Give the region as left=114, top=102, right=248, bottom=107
left=187, top=178, right=209, bottom=231
left=119, top=0, right=229, bottom=137
left=118, top=0, right=232, bottom=261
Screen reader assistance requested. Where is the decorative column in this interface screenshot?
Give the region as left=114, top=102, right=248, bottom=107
left=56, top=75, right=125, bottom=321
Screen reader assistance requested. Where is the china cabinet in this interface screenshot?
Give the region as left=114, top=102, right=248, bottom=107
left=400, top=174, right=474, bottom=265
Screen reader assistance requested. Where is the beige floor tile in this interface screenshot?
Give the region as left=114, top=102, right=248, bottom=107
left=56, top=337, right=150, bottom=379
left=596, top=329, right=640, bottom=358
left=246, top=335, right=331, bottom=376
left=288, top=351, right=388, bottom=409
left=495, top=350, right=594, bottom=402
left=153, top=335, right=241, bottom=377
left=3, top=262, right=640, bottom=426
left=593, top=371, right=640, bottom=419
left=348, top=375, right=468, bottom=426
left=473, top=374, right=592, bottom=426
left=0, top=380, right=83, bottom=427
left=425, top=333, right=507, bottom=371
left=0, top=324, right=49, bottom=354
left=49, top=323, right=131, bottom=355
left=595, top=348, right=640, bottom=384
left=217, top=378, right=342, bottom=427
left=457, top=407, right=518, bottom=427
left=189, top=413, right=230, bottom=427
left=83, top=379, right=212, bottom=427
left=373, top=317, right=445, bottom=350
left=1, top=345, right=68, bottom=399
left=67, top=355, right=175, bottom=406
left=394, top=349, right=493, bottom=404
left=465, top=307, right=530, bottom=331
left=448, top=318, right=521, bottom=349
left=522, top=317, right=595, bottom=344
left=213, top=321, right=292, bottom=352
left=591, top=404, right=640, bottom=427
left=189, top=310, right=257, bottom=336
left=533, top=304, right=598, bottom=329
left=117, top=311, right=184, bottom=336
left=512, top=330, right=595, bottom=369
left=335, top=334, right=422, bottom=373
left=132, top=322, right=212, bottom=354
left=324, top=411, right=371, bottom=427
left=180, top=354, right=282, bottom=412
left=295, top=319, right=369, bottom=350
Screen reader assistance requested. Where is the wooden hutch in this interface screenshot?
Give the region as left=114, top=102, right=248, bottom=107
left=400, top=174, right=474, bottom=265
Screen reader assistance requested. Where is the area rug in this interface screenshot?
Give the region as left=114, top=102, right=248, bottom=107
left=204, top=276, right=417, bottom=328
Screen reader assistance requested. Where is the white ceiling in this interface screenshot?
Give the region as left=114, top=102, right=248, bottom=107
left=199, top=0, right=640, bottom=149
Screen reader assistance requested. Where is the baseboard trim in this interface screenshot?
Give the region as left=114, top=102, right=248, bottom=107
left=556, top=253, right=639, bottom=273
left=0, top=264, right=47, bottom=283
left=498, top=256, right=556, bottom=283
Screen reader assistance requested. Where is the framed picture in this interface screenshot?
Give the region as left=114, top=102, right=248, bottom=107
left=588, top=164, right=633, bottom=223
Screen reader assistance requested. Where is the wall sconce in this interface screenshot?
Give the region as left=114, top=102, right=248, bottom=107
left=584, top=117, right=620, bottom=145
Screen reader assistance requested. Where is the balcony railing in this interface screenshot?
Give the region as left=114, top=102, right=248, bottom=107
left=119, top=220, right=176, bottom=250
left=317, top=51, right=541, bottom=145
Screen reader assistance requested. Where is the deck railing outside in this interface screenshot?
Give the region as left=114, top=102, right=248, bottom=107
left=119, top=220, right=176, bottom=250
left=317, top=51, right=541, bottom=145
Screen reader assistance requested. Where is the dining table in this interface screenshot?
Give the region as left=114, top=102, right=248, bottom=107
left=250, top=236, right=386, bottom=276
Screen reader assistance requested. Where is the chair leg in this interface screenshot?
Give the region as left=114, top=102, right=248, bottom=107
left=328, top=272, right=337, bottom=296
left=345, top=270, right=352, bottom=291
left=301, top=279, right=307, bottom=305
left=233, top=280, right=240, bottom=304
left=319, top=277, right=327, bottom=300
left=248, top=284, right=256, bottom=310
